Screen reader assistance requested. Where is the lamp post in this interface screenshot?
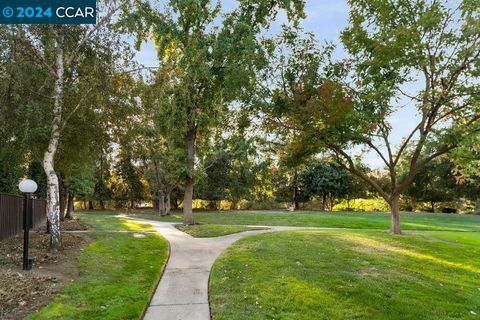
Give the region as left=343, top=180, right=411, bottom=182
left=18, top=179, right=38, bottom=271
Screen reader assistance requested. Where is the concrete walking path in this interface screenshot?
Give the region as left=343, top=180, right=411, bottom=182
left=136, top=219, right=310, bottom=320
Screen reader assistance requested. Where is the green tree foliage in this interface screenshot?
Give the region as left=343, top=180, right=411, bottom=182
left=115, top=152, right=145, bottom=209
left=404, top=158, right=457, bottom=212
left=256, top=26, right=334, bottom=164
left=300, top=161, right=352, bottom=211
left=120, top=0, right=305, bottom=224
left=65, top=164, right=95, bottom=206
left=272, top=164, right=307, bottom=209
left=459, top=176, right=480, bottom=213
left=93, top=150, right=113, bottom=210
left=0, top=7, right=133, bottom=248
left=449, top=132, right=480, bottom=182
left=196, top=151, right=232, bottom=209
left=404, top=156, right=480, bottom=212
left=224, top=136, right=259, bottom=209
left=346, top=174, right=370, bottom=209
left=0, top=27, right=45, bottom=194
left=136, top=78, right=185, bottom=216
left=254, top=26, right=335, bottom=210
left=28, top=161, right=48, bottom=199
left=196, top=134, right=259, bottom=210
left=261, top=0, right=480, bottom=233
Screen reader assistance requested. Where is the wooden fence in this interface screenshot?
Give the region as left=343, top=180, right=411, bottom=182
left=0, top=193, right=47, bottom=241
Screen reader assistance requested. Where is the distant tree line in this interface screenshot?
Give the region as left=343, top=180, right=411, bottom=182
left=8, top=140, right=475, bottom=216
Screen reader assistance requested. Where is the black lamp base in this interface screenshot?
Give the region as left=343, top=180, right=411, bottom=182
left=23, top=258, right=34, bottom=271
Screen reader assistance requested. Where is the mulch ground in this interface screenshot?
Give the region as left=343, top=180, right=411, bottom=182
left=0, top=218, right=92, bottom=320
left=61, top=218, right=89, bottom=231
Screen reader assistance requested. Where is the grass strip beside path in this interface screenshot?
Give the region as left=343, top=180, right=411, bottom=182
left=29, top=212, right=168, bottom=320
left=129, top=210, right=480, bottom=232
left=175, top=224, right=267, bottom=238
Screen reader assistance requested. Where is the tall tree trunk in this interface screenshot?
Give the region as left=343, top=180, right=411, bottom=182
left=59, top=179, right=67, bottom=222
left=99, top=200, right=105, bottom=210
left=410, top=200, right=416, bottom=212
left=130, top=199, right=135, bottom=209
left=208, top=200, right=217, bottom=210
left=65, top=191, right=74, bottom=220
left=152, top=157, right=164, bottom=215
left=159, top=190, right=166, bottom=216
left=390, top=194, right=401, bottom=234
left=321, top=194, right=327, bottom=211
left=293, top=169, right=299, bottom=210
left=329, top=196, right=335, bottom=212
left=230, top=199, right=238, bottom=210
left=88, top=200, right=94, bottom=210
left=42, top=33, right=64, bottom=251
left=83, top=200, right=87, bottom=210
left=183, top=127, right=196, bottom=225
left=430, top=201, right=435, bottom=213
left=165, top=192, right=171, bottom=215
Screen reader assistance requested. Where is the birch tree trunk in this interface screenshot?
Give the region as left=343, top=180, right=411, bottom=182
left=42, top=33, right=64, bottom=250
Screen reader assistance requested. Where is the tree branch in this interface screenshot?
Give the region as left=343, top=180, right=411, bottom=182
left=397, top=144, right=456, bottom=194
left=60, top=88, right=93, bottom=131
left=66, top=0, right=126, bottom=67
left=328, top=144, right=391, bottom=202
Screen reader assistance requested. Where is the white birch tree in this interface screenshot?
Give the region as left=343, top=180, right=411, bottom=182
left=13, top=1, right=127, bottom=249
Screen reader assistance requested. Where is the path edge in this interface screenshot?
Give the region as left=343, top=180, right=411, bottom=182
left=140, top=231, right=172, bottom=320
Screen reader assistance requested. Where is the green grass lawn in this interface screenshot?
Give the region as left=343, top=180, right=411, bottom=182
left=29, top=212, right=169, bottom=320
left=210, top=230, right=480, bottom=320
left=175, top=224, right=267, bottom=237
left=129, top=210, right=480, bottom=232
left=79, top=212, right=158, bottom=232
left=74, top=210, right=480, bottom=319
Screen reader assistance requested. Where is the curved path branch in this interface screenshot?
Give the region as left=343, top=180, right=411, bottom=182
left=134, top=219, right=313, bottom=320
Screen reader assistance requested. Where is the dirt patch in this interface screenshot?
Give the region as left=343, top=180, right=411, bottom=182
left=60, top=218, right=89, bottom=231
left=0, top=219, right=92, bottom=319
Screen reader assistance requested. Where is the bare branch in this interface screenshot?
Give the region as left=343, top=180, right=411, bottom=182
left=328, top=144, right=391, bottom=202
left=393, top=122, right=422, bottom=166
left=60, top=88, right=93, bottom=131
left=119, top=66, right=161, bottom=74
left=397, top=144, right=456, bottom=193
left=356, top=136, right=392, bottom=169
left=66, top=0, right=126, bottom=67
left=14, top=27, right=56, bottom=77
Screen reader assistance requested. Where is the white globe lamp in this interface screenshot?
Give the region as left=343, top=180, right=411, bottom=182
left=19, top=179, right=38, bottom=194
